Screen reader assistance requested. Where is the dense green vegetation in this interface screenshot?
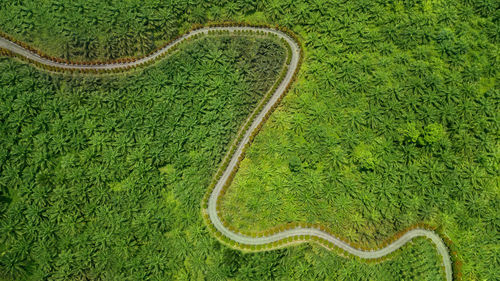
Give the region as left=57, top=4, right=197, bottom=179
left=1, top=0, right=498, bottom=280
left=218, top=1, right=499, bottom=280
left=0, top=35, right=288, bottom=280
left=0, top=29, right=447, bottom=281
left=0, top=0, right=271, bottom=61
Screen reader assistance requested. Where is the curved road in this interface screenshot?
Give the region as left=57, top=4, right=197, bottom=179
left=0, top=26, right=452, bottom=280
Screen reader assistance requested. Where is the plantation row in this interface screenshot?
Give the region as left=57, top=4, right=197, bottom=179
left=0, top=24, right=295, bottom=75
left=202, top=218, right=450, bottom=279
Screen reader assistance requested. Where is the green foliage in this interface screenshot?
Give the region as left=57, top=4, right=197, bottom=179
left=402, top=122, right=424, bottom=144
left=423, top=123, right=447, bottom=145
left=288, top=155, right=302, bottom=173
left=217, top=1, right=498, bottom=280
left=400, top=122, right=448, bottom=146
left=353, top=143, right=378, bottom=171
left=0, top=35, right=286, bottom=280
left=1, top=0, right=499, bottom=279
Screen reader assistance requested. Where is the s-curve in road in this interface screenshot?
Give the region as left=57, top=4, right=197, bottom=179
left=0, top=25, right=452, bottom=281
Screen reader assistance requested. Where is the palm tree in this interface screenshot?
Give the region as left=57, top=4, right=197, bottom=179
left=406, top=77, right=426, bottom=96
left=294, top=3, right=311, bottom=25
left=347, top=110, right=366, bottom=130
left=224, top=2, right=240, bottom=18
left=0, top=251, right=28, bottom=280
left=364, top=105, right=383, bottom=129
left=354, top=73, right=373, bottom=94
left=305, top=13, right=322, bottom=32
left=290, top=113, right=307, bottom=134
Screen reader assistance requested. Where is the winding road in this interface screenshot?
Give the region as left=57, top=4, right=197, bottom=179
left=0, top=26, right=452, bottom=280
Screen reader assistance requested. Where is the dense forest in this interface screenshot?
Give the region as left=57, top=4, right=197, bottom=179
left=1, top=29, right=445, bottom=281
left=0, top=35, right=288, bottom=280
left=218, top=1, right=499, bottom=280
left=0, top=0, right=498, bottom=280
